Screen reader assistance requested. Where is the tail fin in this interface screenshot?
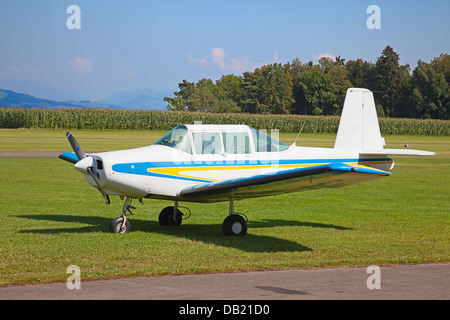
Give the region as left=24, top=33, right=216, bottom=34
left=334, top=88, right=435, bottom=156
left=334, top=88, right=385, bottom=151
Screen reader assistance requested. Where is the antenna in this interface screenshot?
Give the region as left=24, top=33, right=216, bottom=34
left=292, top=117, right=307, bottom=146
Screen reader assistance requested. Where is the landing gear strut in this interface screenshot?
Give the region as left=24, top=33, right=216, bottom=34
left=222, top=197, right=247, bottom=236
left=109, top=197, right=134, bottom=233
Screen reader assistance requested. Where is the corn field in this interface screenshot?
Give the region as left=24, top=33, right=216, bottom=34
left=0, top=107, right=449, bottom=135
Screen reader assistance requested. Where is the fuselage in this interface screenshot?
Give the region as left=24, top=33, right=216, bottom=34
left=83, top=124, right=394, bottom=202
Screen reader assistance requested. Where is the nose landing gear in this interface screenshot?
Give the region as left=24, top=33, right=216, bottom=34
left=109, top=197, right=134, bottom=233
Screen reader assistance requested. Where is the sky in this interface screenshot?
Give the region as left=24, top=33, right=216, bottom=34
left=0, top=0, right=449, bottom=101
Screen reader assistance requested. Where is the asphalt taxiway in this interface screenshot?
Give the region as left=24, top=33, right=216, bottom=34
left=1, top=263, right=448, bottom=300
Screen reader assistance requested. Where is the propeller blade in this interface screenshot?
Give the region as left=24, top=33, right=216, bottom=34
left=59, top=152, right=79, bottom=164
left=66, top=131, right=86, bottom=161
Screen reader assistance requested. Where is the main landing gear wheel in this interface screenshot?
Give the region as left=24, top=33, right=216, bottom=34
left=222, top=214, right=247, bottom=236
left=159, top=206, right=183, bottom=226
left=110, top=217, right=131, bottom=234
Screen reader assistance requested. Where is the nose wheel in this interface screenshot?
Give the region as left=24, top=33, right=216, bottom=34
left=110, top=197, right=134, bottom=233
left=110, top=216, right=131, bottom=234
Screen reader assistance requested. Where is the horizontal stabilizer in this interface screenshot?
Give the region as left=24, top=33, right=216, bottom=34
left=360, top=149, right=436, bottom=156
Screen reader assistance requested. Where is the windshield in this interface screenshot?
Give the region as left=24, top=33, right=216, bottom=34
left=250, top=127, right=289, bottom=152
left=153, top=125, right=192, bottom=154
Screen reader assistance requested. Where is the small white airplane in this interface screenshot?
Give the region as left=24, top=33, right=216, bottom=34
left=59, top=88, right=434, bottom=236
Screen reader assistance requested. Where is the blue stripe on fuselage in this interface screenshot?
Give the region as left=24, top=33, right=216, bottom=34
left=111, top=157, right=393, bottom=182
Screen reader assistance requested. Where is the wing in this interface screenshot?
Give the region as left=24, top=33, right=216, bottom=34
left=178, top=163, right=390, bottom=202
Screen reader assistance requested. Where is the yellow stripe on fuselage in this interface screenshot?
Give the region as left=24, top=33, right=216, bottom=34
left=147, top=163, right=324, bottom=182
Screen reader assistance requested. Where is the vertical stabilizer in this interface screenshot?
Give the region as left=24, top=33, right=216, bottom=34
left=334, top=88, right=385, bottom=151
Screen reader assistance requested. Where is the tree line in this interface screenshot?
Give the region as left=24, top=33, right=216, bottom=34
left=164, top=46, right=449, bottom=119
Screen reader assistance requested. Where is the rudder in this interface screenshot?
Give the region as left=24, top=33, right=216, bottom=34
left=334, top=88, right=385, bottom=151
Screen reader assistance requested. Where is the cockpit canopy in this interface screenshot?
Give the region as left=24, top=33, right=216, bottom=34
left=153, top=124, right=289, bottom=155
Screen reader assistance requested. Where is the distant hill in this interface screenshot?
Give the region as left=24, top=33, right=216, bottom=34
left=0, top=88, right=171, bottom=110
left=0, top=89, right=78, bottom=108
left=99, top=88, right=173, bottom=110
left=0, top=79, right=81, bottom=101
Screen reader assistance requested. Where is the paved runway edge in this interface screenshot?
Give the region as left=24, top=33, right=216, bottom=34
left=0, top=151, right=62, bottom=157
left=1, top=263, right=448, bottom=300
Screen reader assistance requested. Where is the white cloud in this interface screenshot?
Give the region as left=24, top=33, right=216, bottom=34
left=229, top=56, right=264, bottom=73
left=187, top=53, right=209, bottom=69
left=67, top=57, right=93, bottom=74
left=315, top=52, right=336, bottom=61
left=211, top=48, right=227, bottom=70
left=188, top=48, right=265, bottom=73
left=272, top=51, right=282, bottom=63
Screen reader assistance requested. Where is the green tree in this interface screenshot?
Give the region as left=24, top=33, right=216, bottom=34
left=319, top=57, right=352, bottom=115
left=189, top=78, right=219, bottom=112
left=165, top=77, right=243, bottom=113
left=259, top=63, right=294, bottom=114
left=374, top=45, right=404, bottom=117
left=410, top=60, right=449, bottom=119
left=164, top=79, right=195, bottom=111
left=286, top=58, right=308, bottom=114
left=165, top=50, right=449, bottom=119
left=431, top=53, right=450, bottom=83
left=291, top=62, right=335, bottom=115
left=242, top=64, right=294, bottom=114
left=345, top=58, right=375, bottom=89
left=215, top=74, right=245, bottom=113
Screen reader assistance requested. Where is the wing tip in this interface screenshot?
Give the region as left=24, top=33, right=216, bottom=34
left=330, top=162, right=390, bottom=175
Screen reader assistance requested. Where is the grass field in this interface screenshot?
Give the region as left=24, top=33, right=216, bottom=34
left=0, top=129, right=449, bottom=286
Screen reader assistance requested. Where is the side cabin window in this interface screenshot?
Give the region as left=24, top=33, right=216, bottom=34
left=250, top=127, right=289, bottom=152
left=192, top=132, right=222, bottom=155
left=191, top=131, right=253, bottom=155
left=222, top=132, right=251, bottom=155
left=153, top=125, right=192, bottom=154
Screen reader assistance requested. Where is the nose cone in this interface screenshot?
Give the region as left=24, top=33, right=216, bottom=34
left=74, top=156, right=94, bottom=174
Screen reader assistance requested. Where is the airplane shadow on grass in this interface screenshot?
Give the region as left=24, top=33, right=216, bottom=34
left=16, top=214, right=353, bottom=253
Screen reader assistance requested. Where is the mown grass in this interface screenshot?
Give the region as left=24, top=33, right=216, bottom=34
left=0, top=129, right=449, bottom=286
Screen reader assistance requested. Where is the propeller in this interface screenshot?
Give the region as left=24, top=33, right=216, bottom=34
left=66, top=131, right=86, bottom=160
left=65, top=131, right=110, bottom=204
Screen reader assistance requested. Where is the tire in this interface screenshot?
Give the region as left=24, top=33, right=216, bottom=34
left=159, top=206, right=183, bottom=226
left=222, top=214, right=247, bottom=236
left=110, top=217, right=131, bottom=234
